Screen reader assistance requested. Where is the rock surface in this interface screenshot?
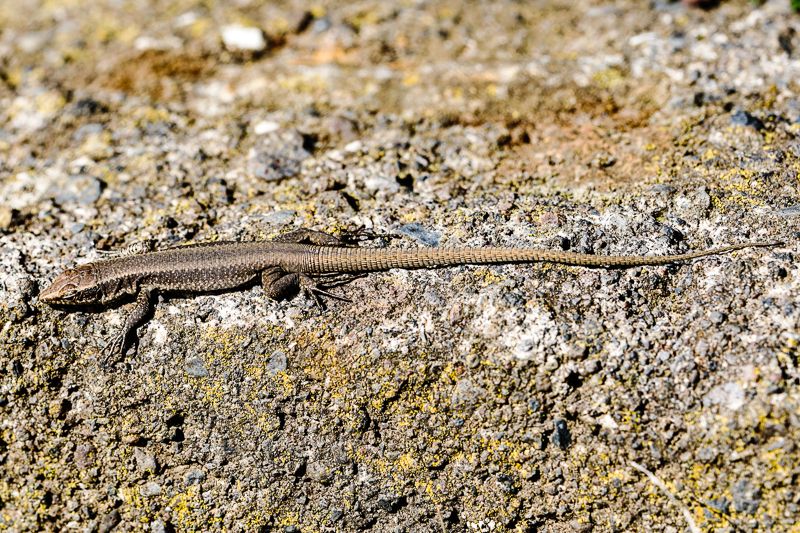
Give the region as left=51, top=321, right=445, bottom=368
left=0, top=1, right=798, bottom=531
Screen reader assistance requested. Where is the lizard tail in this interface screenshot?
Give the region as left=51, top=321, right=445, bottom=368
left=312, top=240, right=782, bottom=272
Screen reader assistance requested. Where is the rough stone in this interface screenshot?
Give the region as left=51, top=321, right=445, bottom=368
left=2, top=2, right=795, bottom=532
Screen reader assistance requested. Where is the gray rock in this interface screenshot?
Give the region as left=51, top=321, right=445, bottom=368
left=377, top=494, right=405, bottom=513
left=696, top=447, right=718, bottom=463
left=732, top=479, right=761, bottom=514
left=731, top=110, right=765, bottom=130
left=247, top=132, right=311, bottom=182
left=451, top=378, right=485, bottom=406
left=51, top=174, right=103, bottom=205
left=74, top=444, right=96, bottom=469
left=703, top=382, right=745, bottom=411
left=73, top=122, right=104, bottom=141
left=705, top=497, right=730, bottom=515
left=777, top=205, right=800, bottom=217
left=396, top=223, right=441, bottom=246
left=266, top=350, right=288, bottom=375
left=552, top=419, right=571, bottom=450
left=98, top=510, right=120, bottom=533
left=261, top=210, right=296, bottom=224
left=185, top=468, right=205, bottom=485
left=140, top=482, right=162, bottom=497
left=133, top=448, right=158, bottom=474
left=708, top=311, right=726, bottom=325
left=691, top=186, right=711, bottom=210
left=306, top=461, right=334, bottom=485
left=651, top=184, right=676, bottom=195
left=184, top=357, right=208, bottom=378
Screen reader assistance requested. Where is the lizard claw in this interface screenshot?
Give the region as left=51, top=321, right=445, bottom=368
left=311, top=272, right=367, bottom=287
left=311, top=286, right=352, bottom=303
left=303, top=287, right=326, bottom=311
left=100, top=330, right=137, bottom=368
left=299, top=274, right=352, bottom=310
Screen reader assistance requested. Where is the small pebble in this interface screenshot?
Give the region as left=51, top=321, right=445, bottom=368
left=134, top=448, right=158, bottom=474
left=777, top=205, right=800, bottom=217
left=140, top=482, right=162, bottom=497
left=651, top=184, right=676, bottom=194
left=266, top=350, right=288, bottom=375
left=344, top=140, right=363, bottom=152
left=221, top=24, right=267, bottom=52
left=732, top=479, right=761, bottom=514
left=185, top=357, right=209, bottom=378
left=52, top=175, right=103, bottom=206
left=98, top=511, right=121, bottom=533
left=185, top=468, right=205, bottom=485
left=396, top=223, right=440, bottom=246
left=254, top=121, right=280, bottom=135
left=0, top=206, right=14, bottom=230
left=377, top=494, right=405, bottom=513
left=552, top=419, right=572, bottom=450
left=731, top=110, right=765, bottom=130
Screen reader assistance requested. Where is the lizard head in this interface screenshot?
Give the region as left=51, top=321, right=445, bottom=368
left=40, top=264, right=101, bottom=306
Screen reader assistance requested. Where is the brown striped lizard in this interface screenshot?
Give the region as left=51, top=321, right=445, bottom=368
left=39, top=229, right=780, bottom=362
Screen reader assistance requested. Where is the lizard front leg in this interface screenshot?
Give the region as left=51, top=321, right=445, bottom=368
left=102, top=288, right=154, bottom=366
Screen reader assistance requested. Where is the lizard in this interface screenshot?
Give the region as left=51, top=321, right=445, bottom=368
left=39, top=228, right=781, bottom=363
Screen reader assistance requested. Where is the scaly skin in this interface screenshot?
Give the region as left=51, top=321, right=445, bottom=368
left=38, top=229, right=781, bottom=363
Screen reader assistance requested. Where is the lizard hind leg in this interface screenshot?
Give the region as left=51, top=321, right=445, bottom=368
left=337, top=226, right=396, bottom=246
left=272, top=229, right=343, bottom=246
left=273, top=227, right=395, bottom=248
left=262, top=268, right=301, bottom=301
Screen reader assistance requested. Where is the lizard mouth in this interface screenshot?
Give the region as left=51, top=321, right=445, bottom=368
left=39, top=283, right=58, bottom=302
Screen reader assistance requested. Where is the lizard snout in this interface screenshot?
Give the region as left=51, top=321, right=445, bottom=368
left=40, top=265, right=99, bottom=305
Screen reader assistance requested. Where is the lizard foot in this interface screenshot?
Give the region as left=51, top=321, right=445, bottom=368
left=272, top=229, right=343, bottom=246
left=310, top=272, right=368, bottom=287
left=338, top=227, right=397, bottom=247
left=95, top=240, right=155, bottom=258
left=299, top=274, right=352, bottom=310
left=100, top=332, right=133, bottom=368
